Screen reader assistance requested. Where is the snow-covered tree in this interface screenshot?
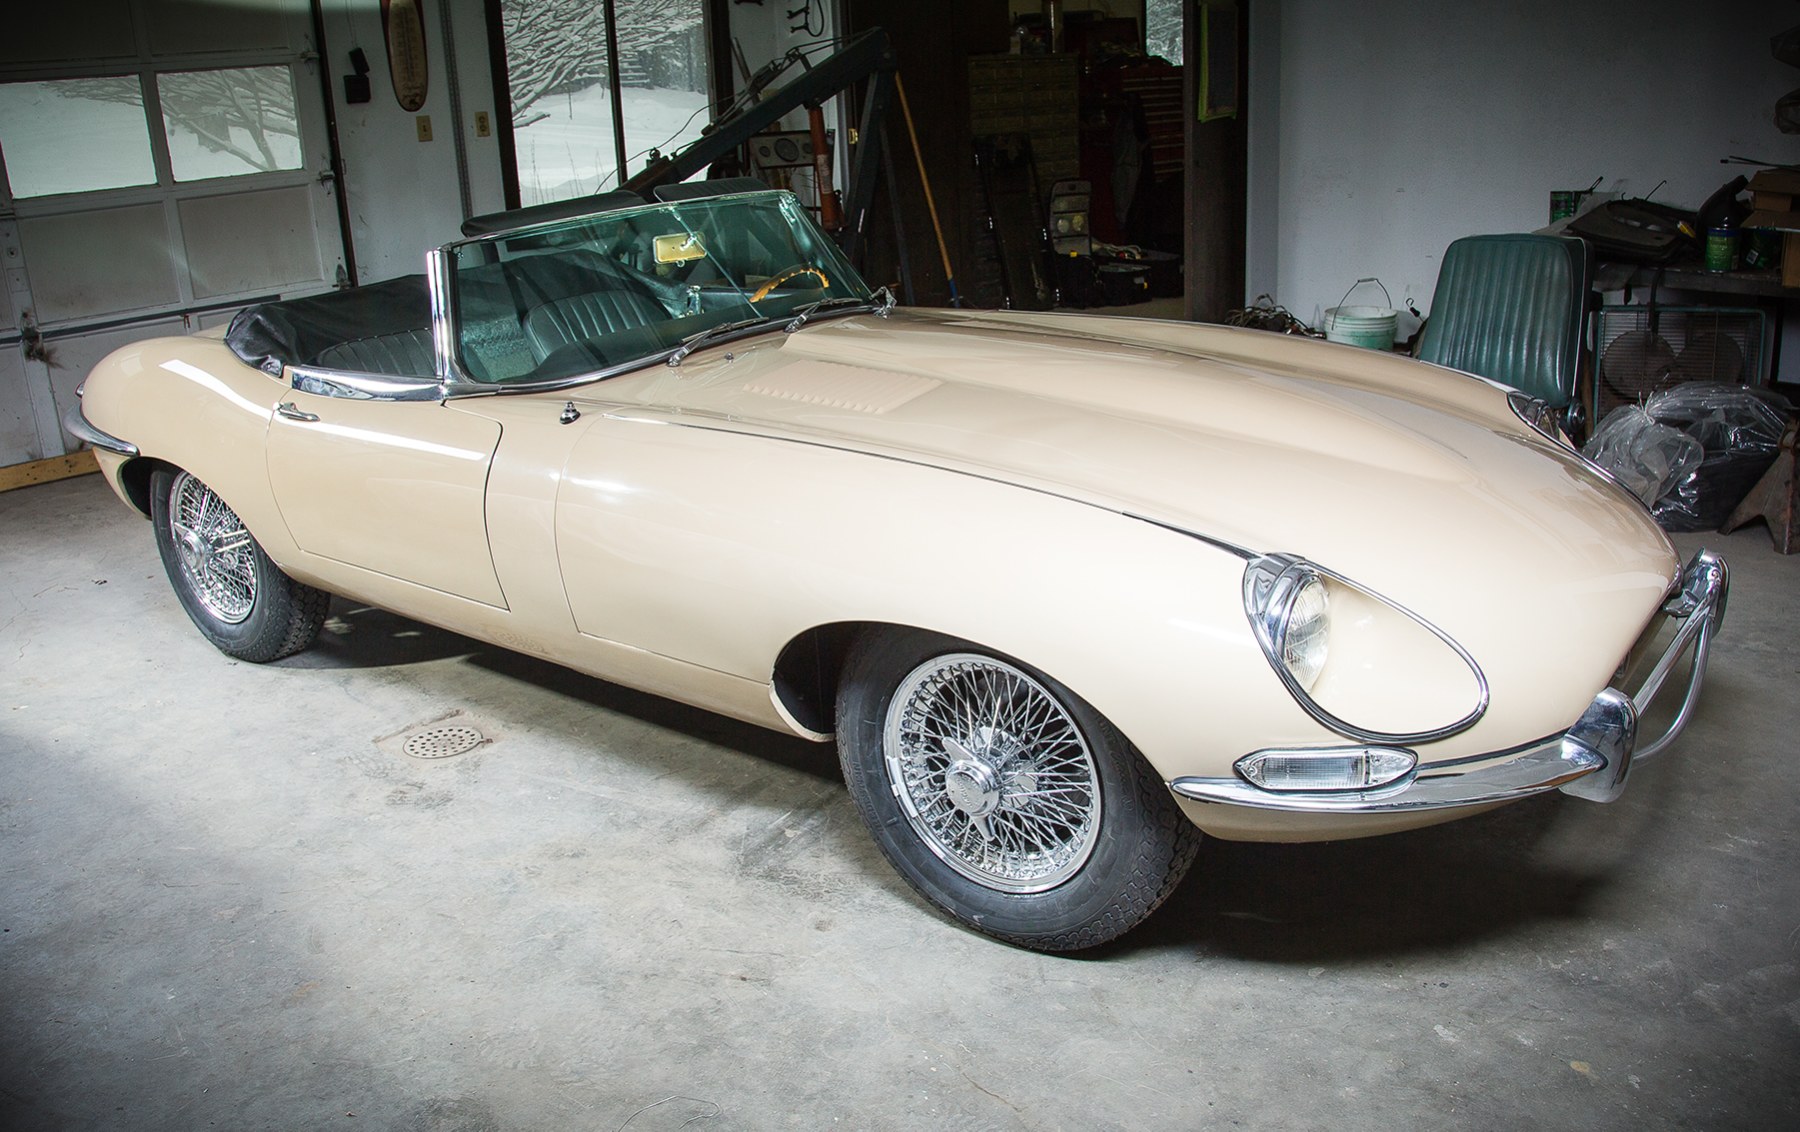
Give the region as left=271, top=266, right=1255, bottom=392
left=501, top=0, right=707, bottom=128
left=57, top=69, right=298, bottom=173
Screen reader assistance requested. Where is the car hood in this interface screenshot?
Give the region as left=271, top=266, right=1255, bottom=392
left=590, top=307, right=1676, bottom=656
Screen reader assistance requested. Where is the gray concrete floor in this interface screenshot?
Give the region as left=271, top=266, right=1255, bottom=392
left=2, top=473, right=1797, bottom=1131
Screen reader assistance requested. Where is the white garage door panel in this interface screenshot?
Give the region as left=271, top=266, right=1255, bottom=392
left=147, top=0, right=296, bottom=57
left=18, top=205, right=180, bottom=324
left=1, top=0, right=343, bottom=469
left=181, top=187, right=323, bottom=299
left=0, top=349, right=43, bottom=465
left=0, top=3, right=135, bottom=65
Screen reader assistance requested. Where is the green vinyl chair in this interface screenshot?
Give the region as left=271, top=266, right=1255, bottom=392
left=1414, top=233, right=1594, bottom=431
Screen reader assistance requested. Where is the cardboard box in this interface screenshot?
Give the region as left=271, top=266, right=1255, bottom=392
left=1747, top=169, right=1800, bottom=213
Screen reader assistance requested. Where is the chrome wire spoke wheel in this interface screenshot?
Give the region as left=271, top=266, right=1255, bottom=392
left=883, top=653, right=1102, bottom=893
left=168, top=471, right=257, bottom=625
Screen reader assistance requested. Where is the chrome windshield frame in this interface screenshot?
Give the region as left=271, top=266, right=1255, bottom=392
left=424, top=188, right=873, bottom=396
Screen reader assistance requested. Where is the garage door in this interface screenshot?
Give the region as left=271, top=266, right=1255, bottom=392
left=0, top=0, right=346, bottom=469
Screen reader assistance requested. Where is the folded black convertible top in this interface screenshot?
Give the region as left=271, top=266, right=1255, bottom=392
left=225, top=276, right=430, bottom=376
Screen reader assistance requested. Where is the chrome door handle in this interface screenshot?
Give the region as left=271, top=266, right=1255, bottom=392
left=276, top=401, right=320, bottom=422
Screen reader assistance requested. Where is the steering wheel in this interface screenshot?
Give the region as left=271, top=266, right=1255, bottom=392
left=749, top=264, right=830, bottom=303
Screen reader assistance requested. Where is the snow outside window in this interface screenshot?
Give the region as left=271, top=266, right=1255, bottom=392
left=1146, top=0, right=1184, bottom=66
left=159, top=66, right=304, bottom=182
left=0, top=77, right=158, bottom=198
left=501, top=0, right=711, bottom=207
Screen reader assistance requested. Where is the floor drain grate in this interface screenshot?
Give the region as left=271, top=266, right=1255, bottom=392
left=403, top=725, right=486, bottom=760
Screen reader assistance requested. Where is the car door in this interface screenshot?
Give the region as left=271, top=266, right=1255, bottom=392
left=265, top=389, right=507, bottom=608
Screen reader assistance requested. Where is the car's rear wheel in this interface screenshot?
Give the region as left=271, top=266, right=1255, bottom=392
left=837, top=627, right=1201, bottom=950
left=151, top=467, right=327, bottom=662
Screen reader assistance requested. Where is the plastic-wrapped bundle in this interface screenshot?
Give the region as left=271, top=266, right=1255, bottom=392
left=1642, top=384, right=1789, bottom=531
left=1581, top=404, right=1703, bottom=508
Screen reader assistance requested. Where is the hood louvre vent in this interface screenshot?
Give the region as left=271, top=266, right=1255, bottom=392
left=742, top=364, right=940, bottom=414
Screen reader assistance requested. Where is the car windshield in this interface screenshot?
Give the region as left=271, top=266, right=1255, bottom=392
left=443, top=190, right=872, bottom=385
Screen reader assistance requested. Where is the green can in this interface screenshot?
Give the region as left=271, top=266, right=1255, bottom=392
left=1704, top=227, right=1739, bottom=272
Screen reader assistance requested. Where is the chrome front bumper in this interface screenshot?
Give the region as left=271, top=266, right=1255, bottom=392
left=63, top=402, right=138, bottom=457
left=1170, top=550, right=1729, bottom=814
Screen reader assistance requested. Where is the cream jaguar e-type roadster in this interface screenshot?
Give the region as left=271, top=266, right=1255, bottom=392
left=69, top=185, right=1727, bottom=950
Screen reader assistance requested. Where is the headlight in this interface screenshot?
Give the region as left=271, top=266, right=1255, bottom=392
left=1243, top=555, right=1488, bottom=744
left=1243, top=557, right=1330, bottom=693
left=1508, top=390, right=1567, bottom=445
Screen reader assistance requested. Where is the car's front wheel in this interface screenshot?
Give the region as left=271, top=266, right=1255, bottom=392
left=837, top=628, right=1201, bottom=950
left=150, top=467, right=327, bottom=662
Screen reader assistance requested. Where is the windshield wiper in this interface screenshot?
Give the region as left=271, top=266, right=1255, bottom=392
left=784, top=287, right=898, bottom=333
left=666, top=317, right=774, bottom=367
left=784, top=296, right=871, bottom=332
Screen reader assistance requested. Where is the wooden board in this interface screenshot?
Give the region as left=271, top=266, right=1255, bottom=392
left=0, top=450, right=99, bottom=493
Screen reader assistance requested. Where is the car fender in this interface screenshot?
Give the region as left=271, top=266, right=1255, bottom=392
left=80, top=336, right=299, bottom=564
left=551, top=412, right=1333, bottom=783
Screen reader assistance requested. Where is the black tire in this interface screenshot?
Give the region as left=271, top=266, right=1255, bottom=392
left=150, top=467, right=327, bottom=663
left=836, top=627, right=1201, bottom=951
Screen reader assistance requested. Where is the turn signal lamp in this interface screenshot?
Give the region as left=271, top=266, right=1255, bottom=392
left=1235, top=747, right=1417, bottom=792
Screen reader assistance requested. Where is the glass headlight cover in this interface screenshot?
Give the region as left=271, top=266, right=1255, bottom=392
left=1242, top=558, right=1330, bottom=693
left=1243, top=555, right=1488, bottom=744
left=1508, top=390, right=1567, bottom=446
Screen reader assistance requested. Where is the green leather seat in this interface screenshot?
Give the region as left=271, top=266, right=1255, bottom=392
left=1415, top=234, right=1592, bottom=415
left=313, top=328, right=436, bottom=377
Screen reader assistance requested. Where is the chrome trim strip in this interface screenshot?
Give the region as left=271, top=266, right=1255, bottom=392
left=62, top=404, right=138, bottom=457
left=1128, top=515, right=1256, bottom=560
left=288, top=366, right=446, bottom=402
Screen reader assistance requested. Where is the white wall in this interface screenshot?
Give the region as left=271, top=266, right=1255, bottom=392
left=317, top=0, right=505, bottom=283
left=726, top=0, right=842, bottom=138
left=1256, top=1, right=1800, bottom=338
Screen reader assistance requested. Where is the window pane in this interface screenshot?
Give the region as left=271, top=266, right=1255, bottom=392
left=449, top=193, right=865, bottom=384
left=1146, top=0, right=1184, bottom=65
left=502, top=0, right=709, bottom=206
left=159, top=66, right=303, bottom=182
left=618, top=0, right=710, bottom=182
left=0, top=77, right=157, bottom=198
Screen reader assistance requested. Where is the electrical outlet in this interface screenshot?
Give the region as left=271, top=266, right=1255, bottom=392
left=474, top=111, right=491, bottom=138
left=415, top=115, right=432, bottom=142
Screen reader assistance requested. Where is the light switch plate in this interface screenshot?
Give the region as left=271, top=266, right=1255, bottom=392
left=474, top=111, right=491, bottom=138
left=416, top=115, right=432, bottom=142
